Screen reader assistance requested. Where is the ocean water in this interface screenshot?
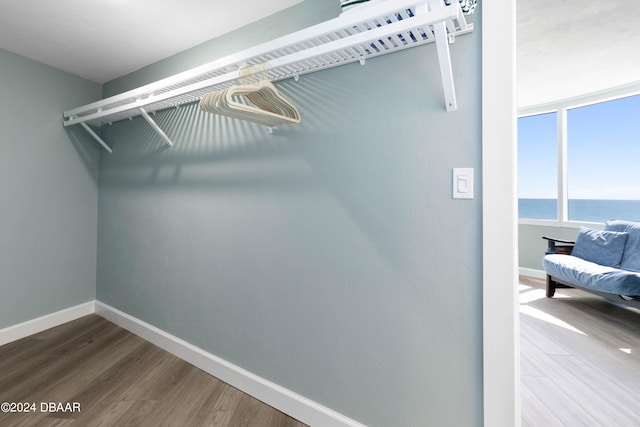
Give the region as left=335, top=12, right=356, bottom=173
left=519, top=199, right=640, bottom=223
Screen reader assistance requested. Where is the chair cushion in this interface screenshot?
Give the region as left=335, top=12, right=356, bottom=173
left=543, top=254, right=640, bottom=296
left=605, top=220, right=640, bottom=272
left=571, top=227, right=628, bottom=268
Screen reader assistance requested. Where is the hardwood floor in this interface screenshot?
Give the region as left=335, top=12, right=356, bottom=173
left=0, top=315, right=307, bottom=427
left=9, top=278, right=638, bottom=426
left=520, top=276, right=640, bottom=426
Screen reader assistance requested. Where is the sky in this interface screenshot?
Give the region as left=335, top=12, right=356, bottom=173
left=518, top=94, right=640, bottom=200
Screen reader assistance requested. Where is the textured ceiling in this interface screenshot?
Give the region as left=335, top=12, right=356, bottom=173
left=517, top=0, right=640, bottom=108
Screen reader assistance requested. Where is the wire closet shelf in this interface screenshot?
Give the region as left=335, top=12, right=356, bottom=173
left=63, top=0, right=474, bottom=151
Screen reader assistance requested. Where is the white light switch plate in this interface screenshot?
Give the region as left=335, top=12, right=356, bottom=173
left=453, top=168, right=474, bottom=199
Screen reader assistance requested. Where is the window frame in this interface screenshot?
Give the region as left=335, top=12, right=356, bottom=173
left=517, top=82, right=640, bottom=229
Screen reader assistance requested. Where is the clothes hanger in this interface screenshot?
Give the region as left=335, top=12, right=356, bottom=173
left=199, top=80, right=300, bottom=127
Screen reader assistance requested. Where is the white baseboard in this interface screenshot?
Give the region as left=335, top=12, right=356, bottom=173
left=0, top=301, right=95, bottom=347
left=95, top=301, right=366, bottom=427
left=1, top=300, right=366, bottom=426
left=519, top=267, right=546, bottom=280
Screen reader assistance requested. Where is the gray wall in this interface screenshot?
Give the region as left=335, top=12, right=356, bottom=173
left=103, top=1, right=340, bottom=97
left=519, top=224, right=579, bottom=271
left=96, top=2, right=483, bottom=426
left=0, top=49, right=101, bottom=328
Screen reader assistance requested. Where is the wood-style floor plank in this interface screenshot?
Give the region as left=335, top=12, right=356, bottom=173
left=520, top=277, right=640, bottom=426
left=0, top=315, right=307, bottom=427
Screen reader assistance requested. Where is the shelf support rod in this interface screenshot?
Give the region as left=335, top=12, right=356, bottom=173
left=430, top=1, right=458, bottom=112
left=80, top=122, right=113, bottom=154
left=138, top=108, right=174, bottom=147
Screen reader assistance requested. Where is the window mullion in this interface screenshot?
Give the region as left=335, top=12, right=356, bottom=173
left=557, top=108, right=568, bottom=222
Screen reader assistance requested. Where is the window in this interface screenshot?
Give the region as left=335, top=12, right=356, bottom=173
left=518, top=112, right=557, bottom=220
left=518, top=93, right=640, bottom=224
left=567, top=96, right=640, bottom=222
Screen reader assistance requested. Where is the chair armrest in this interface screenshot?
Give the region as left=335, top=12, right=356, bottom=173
left=542, top=236, right=575, bottom=244
left=542, top=236, right=575, bottom=255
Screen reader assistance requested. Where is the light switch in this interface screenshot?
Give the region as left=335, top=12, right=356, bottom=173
left=453, top=168, right=473, bottom=199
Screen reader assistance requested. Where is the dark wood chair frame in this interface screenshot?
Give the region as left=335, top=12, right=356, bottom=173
left=542, top=236, right=576, bottom=298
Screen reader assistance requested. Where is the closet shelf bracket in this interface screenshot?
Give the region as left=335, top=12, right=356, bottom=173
left=79, top=122, right=112, bottom=154
left=431, top=2, right=457, bottom=111
left=138, top=108, right=175, bottom=147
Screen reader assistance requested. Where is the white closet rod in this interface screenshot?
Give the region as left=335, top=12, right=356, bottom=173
left=63, top=0, right=473, bottom=152
left=65, top=4, right=466, bottom=127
